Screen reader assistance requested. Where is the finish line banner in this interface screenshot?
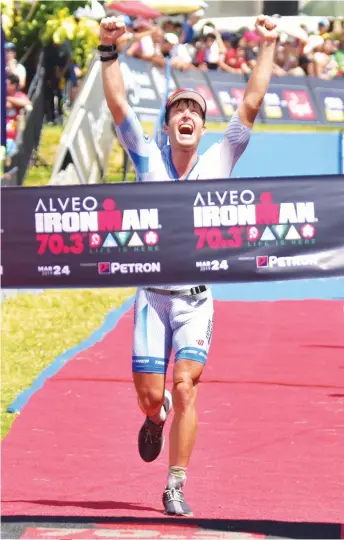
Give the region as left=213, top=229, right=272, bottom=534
left=1, top=176, right=344, bottom=289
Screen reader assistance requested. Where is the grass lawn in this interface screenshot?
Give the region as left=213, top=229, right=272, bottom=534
left=1, top=288, right=135, bottom=439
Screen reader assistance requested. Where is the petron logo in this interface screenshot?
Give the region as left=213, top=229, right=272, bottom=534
left=98, top=261, right=161, bottom=275
left=193, top=190, right=318, bottom=250
left=34, top=196, right=161, bottom=254
left=256, top=255, right=319, bottom=269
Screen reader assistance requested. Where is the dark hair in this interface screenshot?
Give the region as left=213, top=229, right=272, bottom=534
left=165, top=98, right=206, bottom=125
left=7, top=73, right=19, bottom=86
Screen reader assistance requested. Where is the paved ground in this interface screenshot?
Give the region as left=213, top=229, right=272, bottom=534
left=2, top=281, right=344, bottom=540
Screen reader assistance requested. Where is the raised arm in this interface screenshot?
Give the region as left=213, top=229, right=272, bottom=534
left=100, top=16, right=129, bottom=125
left=238, top=15, right=278, bottom=128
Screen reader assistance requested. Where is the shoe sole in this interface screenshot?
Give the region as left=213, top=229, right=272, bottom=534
left=164, top=510, right=194, bottom=517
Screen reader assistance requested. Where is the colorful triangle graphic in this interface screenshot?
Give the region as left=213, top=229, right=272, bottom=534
left=260, top=226, right=275, bottom=241
left=128, top=232, right=144, bottom=247
left=285, top=225, right=301, bottom=241
left=115, top=231, right=131, bottom=246
left=102, top=233, right=117, bottom=248
left=272, top=225, right=288, bottom=240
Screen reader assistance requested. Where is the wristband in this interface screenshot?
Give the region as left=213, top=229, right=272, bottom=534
left=100, top=52, right=119, bottom=62
left=98, top=44, right=117, bottom=52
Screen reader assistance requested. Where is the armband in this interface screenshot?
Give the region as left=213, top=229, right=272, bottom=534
left=100, top=52, right=119, bottom=62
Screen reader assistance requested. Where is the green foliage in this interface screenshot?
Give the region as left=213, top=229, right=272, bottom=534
left=1, top=1, right=99, bottom=70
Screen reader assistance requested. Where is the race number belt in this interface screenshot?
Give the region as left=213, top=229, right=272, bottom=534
left=145, top=285, right=208, bottom=297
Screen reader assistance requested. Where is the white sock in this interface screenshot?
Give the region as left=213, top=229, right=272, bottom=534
left=149, top=404, right=167, bottom=424
left=167, top=466, right=187, bottom=489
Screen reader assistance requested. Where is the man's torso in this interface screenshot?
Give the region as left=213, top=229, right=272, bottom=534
left=115, top=106, right=251, bottom=290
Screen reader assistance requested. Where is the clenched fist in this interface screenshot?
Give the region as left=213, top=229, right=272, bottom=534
left=100, top=16, right=126, bottom=45
left=255, top=15, right=279, bottom=43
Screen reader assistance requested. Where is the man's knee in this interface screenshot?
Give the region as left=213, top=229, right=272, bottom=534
left=137, top=386, right=164, bottom=416
left=172, top=376, right=195, bottom=413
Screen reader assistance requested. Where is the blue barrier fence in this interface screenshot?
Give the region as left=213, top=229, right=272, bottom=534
left=199, top=131, right=343, bottom=178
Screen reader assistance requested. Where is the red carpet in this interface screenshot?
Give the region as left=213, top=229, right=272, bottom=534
left=2, top=300, right=344, bottom=523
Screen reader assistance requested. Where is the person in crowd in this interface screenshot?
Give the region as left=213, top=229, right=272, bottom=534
left=5, top=42, right=26, bottom=90
left=5, top=73, right=31, bottom=155
left=161, top=19, right=176, bottom=34
left=318, top=18, right=331, bottom=39
left=181, top=9, right=204, bottom=44
left=150, top=32, right=195, bottom=71
left=125, top=18, right=169, bottom=62
left=196, top=25, right=226, bottom=71
left=273, top=36, right=305, bottom=76
left=67, top=61, right=83, bottom=104
left=242, top=30, right=260, bottom=69
left=43, top=42, right=71, bottom=124
left=122, top=13, right=341, bottom=81
left=313, top=38, right=339, bottom=79
left=218, top=45, right=251, bottom=75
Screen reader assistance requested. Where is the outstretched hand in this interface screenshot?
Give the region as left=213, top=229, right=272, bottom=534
left=255, top=15, right=279, bottom=43
left=100, top=16, right=126, bottom=45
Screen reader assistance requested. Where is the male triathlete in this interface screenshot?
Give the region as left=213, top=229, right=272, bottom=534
left=99, top=14, right=278, bottom=516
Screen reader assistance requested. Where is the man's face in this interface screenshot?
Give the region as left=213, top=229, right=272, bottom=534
left=319, top=23, right=329, bottom=35
left=6, top=78, right=16, bottom=96
left=164, top=99, right=206, bottom=150
left=237, top=47, right=245, bottom=59
left=163, top=21, right=175, bottom=33
left=6, top=49, right=15, bottom=63
left=205, top=36, right=215, bottom=48
left=152, top=28, right=163, bottom=44
left=161, top=40, right=174, bottom=55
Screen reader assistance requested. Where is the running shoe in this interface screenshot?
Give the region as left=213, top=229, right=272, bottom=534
left=163, top=486, right=193, bottom=516
left=138, top=389, right=172, bottom=462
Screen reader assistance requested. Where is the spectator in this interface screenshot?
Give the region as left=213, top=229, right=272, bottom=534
left=313, top=38, right=339, bottom=80
left=121, top=14, right=341, bottom=82
left=67, top=61, right=83, bottom=104
left=318, top=18, right=331, bottom=39
left=5, top=73, right=31, bottom=155
left=43, top=42, right=71, bottom=124
left=219, top=45, right=250, bottom=75
left=181, top=9, right=204, bottom=44
left=174, top=22, right=184, bottom=39
left=197, top=26, right=226, bottom=70
left=169, top=33, right=194, bottom=68
left=273, top=37, right=305, bottom=77
left=126, top=18, right=161, bottom=59
left=5, top=42, right=26, bottom=90
left=151, top=33, right=194, bottom=71
left=242, top=30, right=260, bottom=69
left=161, top=19, right=176, bottom=34
left=221, top=32, right=238, bottom=66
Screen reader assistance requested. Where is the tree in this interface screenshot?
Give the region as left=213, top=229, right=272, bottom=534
left=1, top=1, right=100, bottom=72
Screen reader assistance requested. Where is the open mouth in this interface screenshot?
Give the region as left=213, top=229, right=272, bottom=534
left=178, top=123, right=194, bottom=136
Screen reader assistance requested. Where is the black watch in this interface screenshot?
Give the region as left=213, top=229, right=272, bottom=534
left=98, top=44, right=117, bottom=53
